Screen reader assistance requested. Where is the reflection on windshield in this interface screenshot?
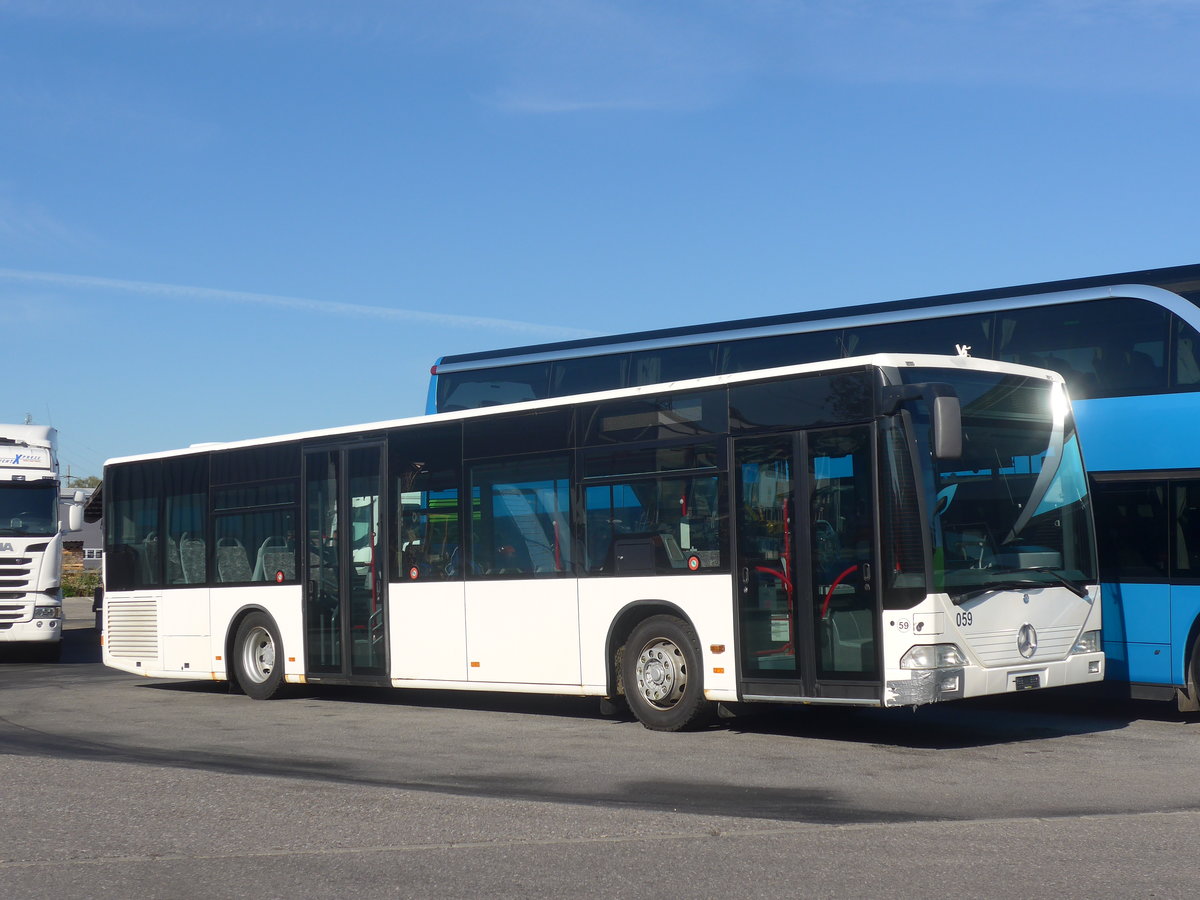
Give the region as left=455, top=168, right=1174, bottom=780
left=905, top=371, right=1097, bottom=598
left=0, top=482, right=58, bottom=537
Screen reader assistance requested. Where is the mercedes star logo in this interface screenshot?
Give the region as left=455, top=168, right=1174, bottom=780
left=1017, top=623, right=1038, bottom=659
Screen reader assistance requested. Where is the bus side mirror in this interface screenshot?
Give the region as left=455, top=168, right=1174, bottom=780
left=932, top=395, right=962, bottom=459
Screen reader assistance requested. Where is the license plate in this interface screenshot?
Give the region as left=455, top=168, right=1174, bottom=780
left=1015, top=674, right=1040, bottom=691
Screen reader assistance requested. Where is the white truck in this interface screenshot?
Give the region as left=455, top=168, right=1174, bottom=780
left=0, top=425, right=82, bottom=662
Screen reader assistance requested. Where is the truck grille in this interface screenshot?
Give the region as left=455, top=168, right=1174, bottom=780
left=0, top=601, right=31, bottom=623
left=0, top=556, right=32, bottom=589
left=106, top=599, right=160, bottom=659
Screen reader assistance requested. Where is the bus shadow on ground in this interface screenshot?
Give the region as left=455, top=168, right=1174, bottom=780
left=140, top=677, right=1188, bottom=748
left=724, top=686, right=1190, bottom=748
left=146, top=678, right=614, bottom=721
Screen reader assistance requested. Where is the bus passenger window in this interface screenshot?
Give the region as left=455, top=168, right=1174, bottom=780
left=391, top=423, right=462, bottom=582
left=1093, top=482, right=1168, bottom=580
left=469, top=456, right=571, bottom=578
left=584, top=475, right=727, bottom=576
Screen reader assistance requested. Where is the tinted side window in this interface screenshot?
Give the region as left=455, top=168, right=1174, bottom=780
left=211, top=444, right=299, bottom=485
left=549, top=353, right=628, bottom=398
left=163, top=455, right=208, bottom=585
left=843, top=314, right=993, bottom=359
left=212, top=444, right=300, bottom=585
left=437, top=363, right=550, bottom=412
left=730, top=371, right=873, bottom=432
left=214, top=509, right=296, bottom=583
left=1172, top=317, right=1200, bottom=390
left=1172, top=481, right=1200, bottom=579
left=463, top=408, right=572, bottom=459
left=105, top=462, right=162, bottom=590
left=584, top=474, right=727, bottom=575
left=581, top=391, right=726, bottom=445
left=1093, top=481, right=1167, bottom=580
left=582, top=441, right=721, bottom=478
left=469, top=455, right=571, bottom=578
left=718, top=331, right=842, bottom=374
left=630, top=345, right=717, bottom=386
left=391, top=423, right=462, bottom=583
left=998, top=298, right=1167, bottom=400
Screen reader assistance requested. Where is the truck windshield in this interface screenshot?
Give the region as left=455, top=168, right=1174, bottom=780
left=903, top=368, right=1096, bottom=600
left=0, top=481, right=59, bottom=537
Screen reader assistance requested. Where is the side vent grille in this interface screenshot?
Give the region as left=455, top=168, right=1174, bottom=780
left=106, top=598, right=159, bottom=659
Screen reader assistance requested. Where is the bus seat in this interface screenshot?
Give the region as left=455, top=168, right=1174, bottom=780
left=140, top=532, right=159, bottom=584
left=824, top=608, right=875, bottom=674
left=179, top=533, right=206, bottom=584
left=253, top=537, right=295, bottom=582
left=164, top=535, right=183, bottom=584
left=216, top=537, right=252, bottom=583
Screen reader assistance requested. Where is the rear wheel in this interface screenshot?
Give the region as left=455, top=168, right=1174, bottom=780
left=1181, top=633, right=1200, bottom=714
left=233, top=612, right=287, bottom=700
left=621, top=615, right=713, bottom=731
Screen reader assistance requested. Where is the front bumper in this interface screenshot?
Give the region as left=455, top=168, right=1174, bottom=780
left=0, top=616, right=63, bottom=644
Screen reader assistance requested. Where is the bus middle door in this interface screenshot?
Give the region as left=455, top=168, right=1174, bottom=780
left=303, top=444, right=388, bottom=681
left=735, top=425, right=881, bottom=702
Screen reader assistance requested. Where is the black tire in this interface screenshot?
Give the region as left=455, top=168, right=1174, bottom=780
left=1184, top=633, right=1200, bottom=714
left=621, top=615, right=713, bottom=732
left=232, top=612, right=287, bottom=700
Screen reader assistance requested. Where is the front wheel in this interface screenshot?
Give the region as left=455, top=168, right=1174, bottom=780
left=621, top=615, right=713, bottom=731
left=233, top=612, right=287, bottom=700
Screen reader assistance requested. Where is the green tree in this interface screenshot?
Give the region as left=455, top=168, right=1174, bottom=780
left=67, top=475, right=101, bottom=488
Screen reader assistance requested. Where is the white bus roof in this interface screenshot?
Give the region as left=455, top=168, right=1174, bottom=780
left=104, top=353, right=1063, bottom=467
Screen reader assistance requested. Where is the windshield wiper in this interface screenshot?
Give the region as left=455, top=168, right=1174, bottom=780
left=950, top=567, right=1090, bottom=604
left=1021, top=566, right=1090, bottom=598
left=951, top=580, right=1047, bottom=604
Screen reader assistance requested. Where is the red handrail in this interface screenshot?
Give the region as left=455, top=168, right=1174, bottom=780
left=821, top=565, right=860, bottom=619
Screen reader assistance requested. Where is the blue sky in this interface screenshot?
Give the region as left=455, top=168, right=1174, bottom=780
left=3, top=0, right=1199, bottom=477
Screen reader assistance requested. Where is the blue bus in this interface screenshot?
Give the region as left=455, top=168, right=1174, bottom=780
left=430, top=263, right=1200, bottom=710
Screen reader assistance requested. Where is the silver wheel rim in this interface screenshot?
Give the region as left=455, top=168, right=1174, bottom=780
left=635, top=637, right=687, bottom=709
left=241, top=625, right=276, bottom=684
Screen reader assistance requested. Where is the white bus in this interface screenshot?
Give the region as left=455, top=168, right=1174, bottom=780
left=100, top=354, right=1103, bottom=730
left=1, top=424, right=84, bottom=662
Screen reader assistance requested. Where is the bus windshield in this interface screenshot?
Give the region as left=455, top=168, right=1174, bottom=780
left=0, top=481, right=59, bottom=537
left=903, top=369, right=1097, bottom=600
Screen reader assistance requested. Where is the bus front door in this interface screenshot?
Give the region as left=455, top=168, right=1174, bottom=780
left=303, top=444, right=388, bottom=680
left=735, top=426, right=881, bottom=702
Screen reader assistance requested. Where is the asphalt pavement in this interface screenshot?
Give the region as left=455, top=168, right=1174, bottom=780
left=1, top=598, right=1199, bottom=898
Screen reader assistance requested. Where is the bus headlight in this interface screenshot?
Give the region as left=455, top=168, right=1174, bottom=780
left=33, top=605, right=63, bottom=619
left=900, top=643, right=966, bottom=669
left=1072, top=630, right=1101, bottom=654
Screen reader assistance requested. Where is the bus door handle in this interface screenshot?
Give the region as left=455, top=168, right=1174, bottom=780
left=740, top=566, right=749, bottom=593
left=861, top=562, right=871, bottom=587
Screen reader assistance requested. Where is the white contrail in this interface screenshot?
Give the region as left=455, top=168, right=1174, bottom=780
left=0, top=267, right=596, bottom=339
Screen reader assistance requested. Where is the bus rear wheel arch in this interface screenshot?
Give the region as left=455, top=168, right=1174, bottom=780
left=231, top=611, right=287, bottom=701
left=1179, top=631, right=1200, bottom=714
left=621, top=614, right=714, bottom=731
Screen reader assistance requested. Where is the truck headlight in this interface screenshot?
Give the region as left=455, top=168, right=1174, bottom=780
left=900, top=643, right=966, bottom=669
left=33, top=605, right=63, bottom=619
left=1072, top=630, right=1101, bottom=654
